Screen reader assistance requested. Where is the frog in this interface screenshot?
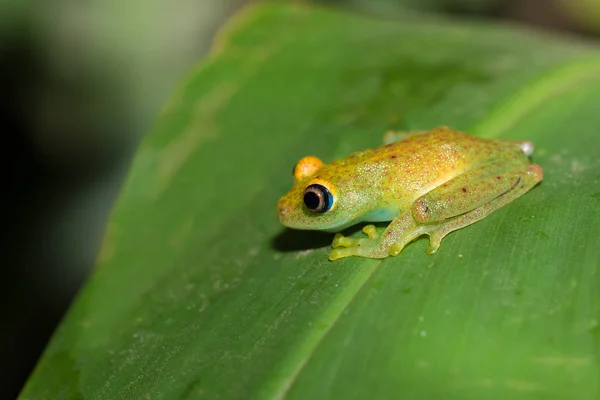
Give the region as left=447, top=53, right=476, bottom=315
left=276, top=126, right=543, bottom=261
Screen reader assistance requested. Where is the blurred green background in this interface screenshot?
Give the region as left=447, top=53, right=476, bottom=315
left=2, top=0, right=600, bottom=397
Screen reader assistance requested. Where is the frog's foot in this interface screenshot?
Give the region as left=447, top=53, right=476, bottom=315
left=330, top=220, right=427, bottom=260
left=329, top=225, right=386, bottom=260
left=332, top=225, right=379, bottom=248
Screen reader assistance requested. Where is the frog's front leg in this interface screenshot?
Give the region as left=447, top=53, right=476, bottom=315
left=329, top=225, right=383, bottom=260
left=329, top=214, right=425, bottom=260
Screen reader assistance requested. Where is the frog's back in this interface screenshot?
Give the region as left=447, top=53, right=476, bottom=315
left=329, top=126, right=525, bottom=201
left=391, top=127, right=504, bottom=157
left=331, top=127, right=498, bottom=170
left=334, top=128, right=487, bottom=164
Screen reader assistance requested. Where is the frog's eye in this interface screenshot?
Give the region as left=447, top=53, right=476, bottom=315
left=293, top=156, right=324, bottom=182
left=303, top=184, right=333, bottom=213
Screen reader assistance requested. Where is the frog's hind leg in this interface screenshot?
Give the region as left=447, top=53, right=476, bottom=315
left=415, top=164, right=543, bottom=254
left=412, top=160, right=537, bottom=223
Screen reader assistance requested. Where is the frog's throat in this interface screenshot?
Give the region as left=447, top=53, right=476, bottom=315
left=360, top=207, right=399, bottom=223
left=320, top=207, right=400, bottom=233
left=320, top=216, right=354, bottom=233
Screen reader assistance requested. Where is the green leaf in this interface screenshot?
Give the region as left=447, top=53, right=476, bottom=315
left=21, top=3, right=600, bottom=399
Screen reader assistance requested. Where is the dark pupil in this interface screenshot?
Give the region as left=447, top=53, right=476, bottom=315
left=304, top=191, right=322, bottom=211
left=303, top=184, right=332, bottom=213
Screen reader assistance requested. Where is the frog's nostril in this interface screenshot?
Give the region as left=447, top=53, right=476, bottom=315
left=277, top=202, right=288, bottom=216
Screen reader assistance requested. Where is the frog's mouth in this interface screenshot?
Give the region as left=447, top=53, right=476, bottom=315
left=277, top=202, right=354, bottom=232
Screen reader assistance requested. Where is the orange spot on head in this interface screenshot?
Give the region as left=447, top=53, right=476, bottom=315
left=293, top=156, right=324, bottom=182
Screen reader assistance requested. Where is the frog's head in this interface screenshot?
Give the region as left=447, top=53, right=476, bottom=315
left=277, top=156, right=374, bottom=232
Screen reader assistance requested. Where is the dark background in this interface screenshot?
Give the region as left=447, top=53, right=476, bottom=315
left=2, top=0, right=599, bottom=397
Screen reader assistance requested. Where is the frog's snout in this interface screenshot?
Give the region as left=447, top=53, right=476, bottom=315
left=277, top=199, right=291, bottom=222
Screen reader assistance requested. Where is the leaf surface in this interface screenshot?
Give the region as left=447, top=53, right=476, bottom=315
left=21, top=3, right=600, bottom=399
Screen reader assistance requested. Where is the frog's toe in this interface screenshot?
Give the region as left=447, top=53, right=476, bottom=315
left=387, top=242, right=406, bottom=257
left=332, top=233, right=370, bottom=248
left=362, top=225, right=379, bottom=239
left=425, top=229, right=445, bottom=254
left=329, top=247, right=354, bottom=260
left=332, top=233, right=351, bottom=248
left=425, top=243, right=439, bottom=255
left=329, top=243, right=388, bottom=260
left=329, top=247, right=368, bottom=260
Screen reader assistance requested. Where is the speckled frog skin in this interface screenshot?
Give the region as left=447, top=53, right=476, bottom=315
left=277, top=126, right=543, bottom=260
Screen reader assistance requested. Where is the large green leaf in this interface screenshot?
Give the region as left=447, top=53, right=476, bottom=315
left=21, top=3, right=600, bottom=399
